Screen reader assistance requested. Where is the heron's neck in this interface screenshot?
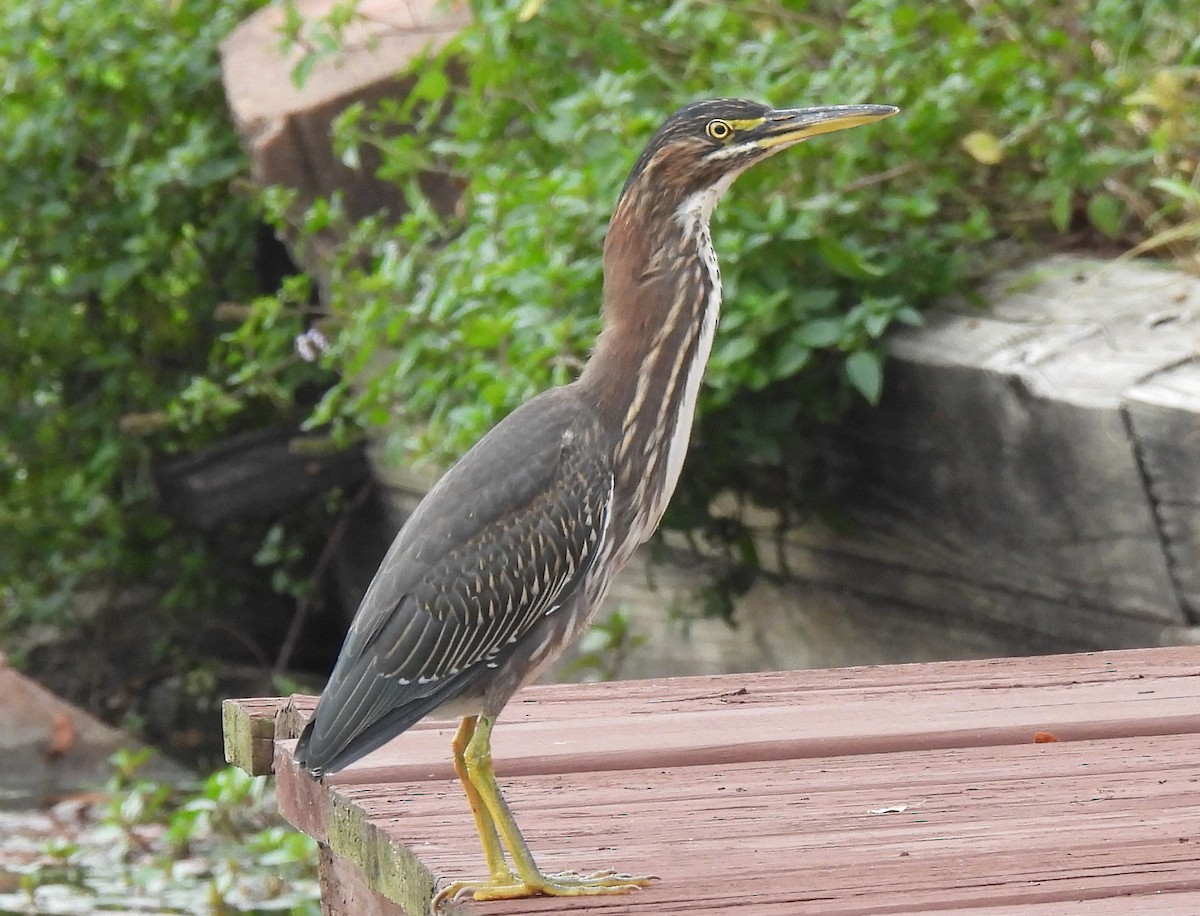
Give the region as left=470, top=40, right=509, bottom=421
left=579, top=177, right=732, bottom=544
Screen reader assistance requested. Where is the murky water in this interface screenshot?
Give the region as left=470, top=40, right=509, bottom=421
left=0, top=796, right=318, bottom=915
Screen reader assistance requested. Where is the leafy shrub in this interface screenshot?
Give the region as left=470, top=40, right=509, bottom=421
left=5, top=0, right=1198, bottom=661
left=0, top=1, right=267, bottom=635
left=0, top=0, right=343, bottom=754
left=262, top=0, right=1197, bottom=545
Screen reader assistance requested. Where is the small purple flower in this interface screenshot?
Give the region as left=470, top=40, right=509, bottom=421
left=295, top=327, right=330, bottom=362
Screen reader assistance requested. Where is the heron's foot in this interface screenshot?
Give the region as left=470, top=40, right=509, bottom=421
left=430, top=864, right=515, bottom=910
left=434, top=868, right=656, bottom=905
left=437, top=717, right=656, bottom=908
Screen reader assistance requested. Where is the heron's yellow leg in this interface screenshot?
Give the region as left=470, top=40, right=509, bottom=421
left=433, top=714, right=655, bottom=906
left=450, top=716, right=512, bottom=882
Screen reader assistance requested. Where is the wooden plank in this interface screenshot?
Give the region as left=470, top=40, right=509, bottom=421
left=281, top=732, right=1200, bottom=914
left=1127, top=361, right=1200, bottom=626
left=808, top=352, right=1180, bottom=622
left=275, top=746, right=441, bottom=916
left=220, top=0, right=468, bottom=224
left=286, top=647, right=1200, bottom=784
left=0, top=655, right=190, bottom=797
left=222, top=696, right=290, bottom=776
left=277, top=693, right=319, bottom=742
left=153, top=426, right=368, bottom=530
left=930, top=895, right=1200, bottom=916
left=318, top=842, right=406, bottom=916
left=256, top=647, right=1200, bottom=913
left=783, top=257, right=1200, bottom=654
left=250, top=645, right=1200, bottom=734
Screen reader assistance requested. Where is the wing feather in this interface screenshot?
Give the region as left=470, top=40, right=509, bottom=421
left=295, top=387, right=614, bottom=774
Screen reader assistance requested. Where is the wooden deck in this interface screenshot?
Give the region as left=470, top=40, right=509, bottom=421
left=224, top=646, right=1200, bottom=914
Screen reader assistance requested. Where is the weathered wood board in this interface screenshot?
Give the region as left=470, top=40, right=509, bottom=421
left=1126, top=360, right=1200, bottom=619
left=225, top=646, right=1200, bottom=914
left=155, top=426, right=368, bottom=529
left=777, top=257, right=1200, bottom=653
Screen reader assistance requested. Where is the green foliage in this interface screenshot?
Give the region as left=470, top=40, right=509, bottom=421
left=0, top=0, right=267, bottom=634
left=4, top=751, right=318, bottom=914
left=6, top=0, right=1198, bottom=655
left=1121, top=66, right=1200, bottom=266
left=564, top=608, right=647, bottom=683
left=280, top=0, right=1197, bottom=503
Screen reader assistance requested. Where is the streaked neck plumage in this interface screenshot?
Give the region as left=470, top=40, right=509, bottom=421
left=578, top=166, right=742, bottom=554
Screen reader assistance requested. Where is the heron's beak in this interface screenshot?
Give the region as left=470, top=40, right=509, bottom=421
left=754, top=104, right=899, bottom=150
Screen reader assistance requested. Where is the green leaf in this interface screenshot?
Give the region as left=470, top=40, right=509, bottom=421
left=864, top=312, right=890, bottom=338
left=410, top=67, right=450, bottom=103
left=1049, top=185, right=1074, bottom=232
left=1087, top=193, right=1124, bottom=239
left=772, top=343, right=812, bottom=378
left=816, top=236, right=885, bottom=280
left=460, top=315, right=510, bottom=348
left=1149, top=176, right=1200, bottom=207
left=517, top=0, right=548, bottom=21
left=844, top=350, right=884, bottom=404
left=796, top=319, right=844, bottom=348
left=291, top=51, right=318, bottom=90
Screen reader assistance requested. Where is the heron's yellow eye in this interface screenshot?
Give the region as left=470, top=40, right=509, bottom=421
left=706, top=119, right=732, bottom=141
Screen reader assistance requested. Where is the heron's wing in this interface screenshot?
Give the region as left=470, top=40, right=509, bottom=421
left=295, top=388, right=613, bottom=773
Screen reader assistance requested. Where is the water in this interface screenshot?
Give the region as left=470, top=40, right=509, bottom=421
left=0, top=795, right=318, bottom=916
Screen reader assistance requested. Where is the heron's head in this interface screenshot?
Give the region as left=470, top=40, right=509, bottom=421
left=617, top=98, right=898, bottom=222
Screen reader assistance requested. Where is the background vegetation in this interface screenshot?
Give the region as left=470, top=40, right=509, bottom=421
left=260, top=0, right=1200, bottom=595
left=1, top=0, right=338, bottom=760
left=4, top=0, right=1195, bottom=715
left=2, top=0, right=1198, bottom=750
left=1, top=0, right=1196, bottom=909
left=3, top=0, right=254, bottom=631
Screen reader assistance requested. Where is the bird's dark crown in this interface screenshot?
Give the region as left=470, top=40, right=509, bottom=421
left=620, top=98, right=773, bottom=200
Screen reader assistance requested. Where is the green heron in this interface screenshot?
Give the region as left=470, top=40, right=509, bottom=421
left=294, top=98, right=897, bottom=904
